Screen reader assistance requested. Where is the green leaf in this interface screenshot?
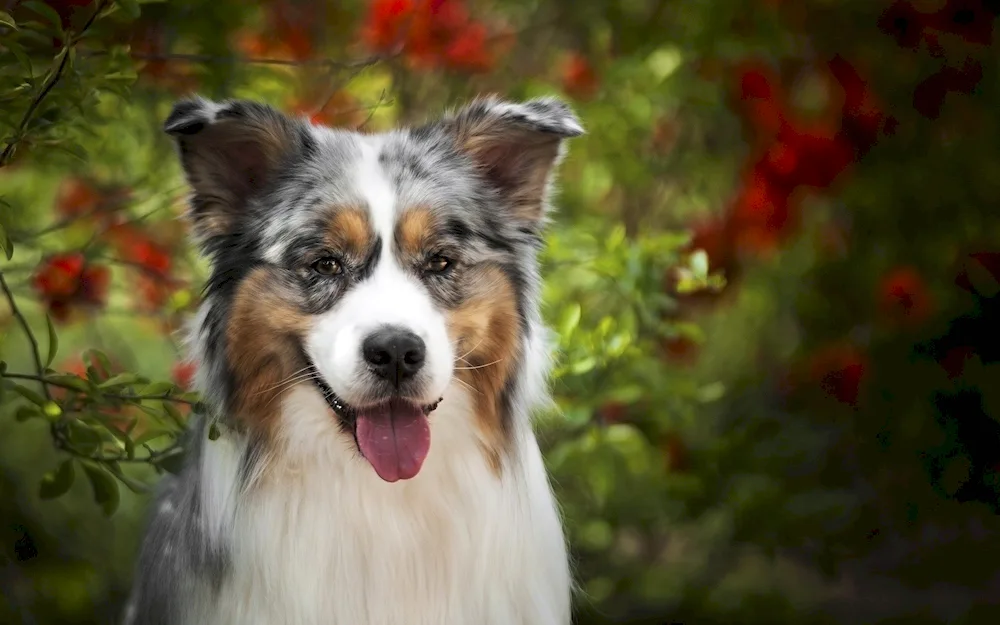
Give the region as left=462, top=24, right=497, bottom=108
left=208, top=422, right=221, bottom=441
left=98, top=373, right=141, bottom=389
left=82, top=462, right=120, bottom=517
left=67, top=420, right=104, bottom=455
left=0, top=10, right=18, bottom=30
left=3, top=43, right=32, bottom=74
left=44, top=315, right=58, bottom=367
left=21, top=1, right=64, bottom=33
left=84, top=349, right=112, bottom=377
left=132, top=427, right=172, bottom=447
left=606, top=384, right=644, bottom=404
left=10, top=383, right=46, bottom=406
left=45, top=373, right=91, bottom=392
left=39, top=459, right=75, bottom=499
left=570, top=356, right=597, bottom=375
left=103, top=460, right=148, bottom=494
left=559, top=303, right=583, bottom=338
left=42, top=401, right=62, bottom=419
left=0, top=221, right=12, bottom=260
left=108, top=426, right=135, bottom=460
left=139, top=381, right=175, bottom=397
left=162, top=401, right=185, bottom=427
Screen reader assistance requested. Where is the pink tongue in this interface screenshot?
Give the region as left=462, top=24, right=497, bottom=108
left=355, top=398, right=431, bottom=483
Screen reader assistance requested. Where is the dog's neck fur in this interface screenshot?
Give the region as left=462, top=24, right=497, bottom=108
left=191, top=385, right=570, bottom=625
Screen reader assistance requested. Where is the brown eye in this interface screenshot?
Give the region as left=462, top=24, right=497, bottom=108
left=424, top=254, right=451, bottom=273
left=312, top=257, right=343, bottom=276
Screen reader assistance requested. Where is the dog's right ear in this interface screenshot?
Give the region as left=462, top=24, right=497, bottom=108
left=164, top=97, right=310, bottom=243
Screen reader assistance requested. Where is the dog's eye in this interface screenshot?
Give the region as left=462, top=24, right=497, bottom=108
left=312, top=257, right=343, bottom=276
left=424, top=254, right=451, bottom=273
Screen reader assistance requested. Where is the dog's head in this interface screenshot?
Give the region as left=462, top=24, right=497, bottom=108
left=168, top=96, right=582, bottom=482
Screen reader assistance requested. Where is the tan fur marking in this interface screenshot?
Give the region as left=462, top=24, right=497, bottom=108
left=446, top=265, right=521, bottom=475
left=226, top=267, right=311, bottom=436
left=327, top=207, right=373, bottom=257
left=396, top=207, right=434, bottom=257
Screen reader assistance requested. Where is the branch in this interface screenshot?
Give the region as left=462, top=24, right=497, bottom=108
left=114, top=50, right=392, bottom=70
left=357, top=90, right=392, bottom=130
left=0, top=0, right=112, bottom=168
left=1, top=371, right=198, bottom=406
left=0, top=272, right=50, bottom=400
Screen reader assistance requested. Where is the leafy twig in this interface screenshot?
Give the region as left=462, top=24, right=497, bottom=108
left=0, top=272, right=50, bottom=400
left=0, top=372, right=197, bottom=406
left=0, top=0, right=112, bottom=168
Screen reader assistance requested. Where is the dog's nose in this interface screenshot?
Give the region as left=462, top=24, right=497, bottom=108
left=362, top=327, right=426, bottom=386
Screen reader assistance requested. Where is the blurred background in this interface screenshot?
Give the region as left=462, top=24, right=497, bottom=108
left=2, top=0, right=1000, bottom=623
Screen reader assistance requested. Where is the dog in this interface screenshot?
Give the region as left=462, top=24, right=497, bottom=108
left=122, top=95, right=584, bottom=625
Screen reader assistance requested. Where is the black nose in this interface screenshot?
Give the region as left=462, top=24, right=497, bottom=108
left=362, top=327, right=426, bottom=386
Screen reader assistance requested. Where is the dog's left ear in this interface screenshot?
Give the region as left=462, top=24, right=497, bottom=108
left=164, top=97, right=309, bottom=245
left=437, top=96, right=584, bottom=223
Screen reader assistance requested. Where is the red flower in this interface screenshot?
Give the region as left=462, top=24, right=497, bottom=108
left=444, top=22, right=493, bottom=72
left=32, top=253, right=111, bottom=323
left=878, top=266, right=934, bottom=326
left=105, top=225, right=181, bottom=312
left=732, top=169, right=795, bottom=253
left=562, top=53, right=599, bottom=100
left=807, top=343, right=868, bottom=407
left=290, top=91, right=368, bottom=128
left=363, top=0, right=414, bottom=52
left=739, top=66, right=776, bottom=101
left=55, top=178, right=102, bottom=219
left=828, top=56, right=885, bottom=156
left=362, top=0, right=496, bottom=73
left=172, top=361, right=197, bottom=390
left=784, top=125, right=854, bottom=188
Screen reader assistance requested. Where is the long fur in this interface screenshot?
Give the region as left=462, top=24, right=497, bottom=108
left=123, top=95, right=583, bottom=625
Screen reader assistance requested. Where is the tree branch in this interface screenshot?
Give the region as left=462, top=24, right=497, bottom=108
left=0, top=272, right=50, bottom=400
left=0, top=371, right=197, bottom=406
left=117, top=50, right=392, bottom=69
left=0, top=0, right=111, bottom=168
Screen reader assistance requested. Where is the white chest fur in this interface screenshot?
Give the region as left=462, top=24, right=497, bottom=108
left=186, top=386, right=571, bottom=625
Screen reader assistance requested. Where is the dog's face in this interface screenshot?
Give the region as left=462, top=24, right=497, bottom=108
left=167, top=97, right=581, bottom=482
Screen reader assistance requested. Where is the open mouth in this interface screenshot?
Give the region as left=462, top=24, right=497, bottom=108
left=307, top=364, right=442, bottom=483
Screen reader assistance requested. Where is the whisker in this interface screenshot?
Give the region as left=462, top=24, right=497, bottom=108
left=453, top=359, right=503, bottom=371
left=251, top=367, right=315, bottom=397
left=453, top=336, right=487, bottom=364
left=260, top=374, right=321, bottom=409
left=452, top=377, right=481, bottom=395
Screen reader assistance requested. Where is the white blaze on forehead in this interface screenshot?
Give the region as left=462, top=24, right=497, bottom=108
left=355, top=136, right=396, bottom=251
